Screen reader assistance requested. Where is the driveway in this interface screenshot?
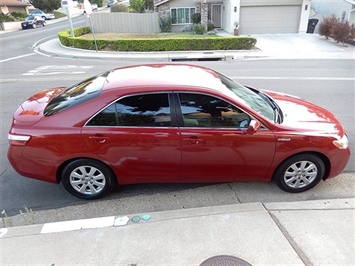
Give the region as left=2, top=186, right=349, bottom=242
left=251, top=33, right=355, bottom=59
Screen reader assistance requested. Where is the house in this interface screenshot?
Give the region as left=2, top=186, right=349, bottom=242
left=0, top=0, right=30, bottom=15
left=311, top=0, right=355, bottom=31
left=154, top=0, right=311, bottom=35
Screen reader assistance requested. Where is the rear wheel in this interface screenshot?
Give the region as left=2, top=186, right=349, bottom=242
left=274, top=154, right=325, bottom=193
left=61, top=159, right=116, bottom=199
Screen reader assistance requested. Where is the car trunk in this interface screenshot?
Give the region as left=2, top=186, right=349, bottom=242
left=12, top=87, right=65, bottom=126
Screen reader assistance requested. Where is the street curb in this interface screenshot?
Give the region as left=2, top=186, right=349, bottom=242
left=1, top=198, right=354, bottom=239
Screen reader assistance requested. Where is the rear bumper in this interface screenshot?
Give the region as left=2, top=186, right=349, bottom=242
left=7, top=146, right=58, bottom=184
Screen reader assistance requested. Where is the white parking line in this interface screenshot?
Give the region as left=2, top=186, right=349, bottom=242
left=41, top=216, right=116, bottom=234
left=0, top=53, right=36, bottom=63
left=230, top=76, right=355, bottom=81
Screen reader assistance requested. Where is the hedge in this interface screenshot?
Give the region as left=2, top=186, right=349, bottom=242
left=58, top=26, right=257, bottom=52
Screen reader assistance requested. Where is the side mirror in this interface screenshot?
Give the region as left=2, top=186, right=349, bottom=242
left=247, top=120, right=260, bottom=135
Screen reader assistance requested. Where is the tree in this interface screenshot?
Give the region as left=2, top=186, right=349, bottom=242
left=130, top=0, right=145, bottom=13
left=130, top=0, right=153, bottom=13
left=30, top=0, right=61, bottom=12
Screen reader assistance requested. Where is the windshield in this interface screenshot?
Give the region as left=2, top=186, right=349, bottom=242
left=44, top=75, right=106, bottom=116
left=217, top=73, right=276, bottom=121
left=25, top=16, right=35, bottom=21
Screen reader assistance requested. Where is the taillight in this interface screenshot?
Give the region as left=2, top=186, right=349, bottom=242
left=8, top=134, right=31, bottom=146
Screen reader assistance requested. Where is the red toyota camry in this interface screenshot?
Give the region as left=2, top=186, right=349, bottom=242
left=8, top=64, right=350, bottom=199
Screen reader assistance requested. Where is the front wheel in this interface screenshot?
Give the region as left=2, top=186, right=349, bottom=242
left=274, top=154, right=325, bottom=193
left=61, top=159, right=116, bottom=199
left=32, top=24, right=36, bottom=29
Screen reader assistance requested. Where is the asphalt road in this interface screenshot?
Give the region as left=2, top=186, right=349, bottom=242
left=0, top=16, right=354, bottom=226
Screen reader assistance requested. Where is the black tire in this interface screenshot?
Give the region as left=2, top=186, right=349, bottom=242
left=32, top=24, right=36, bottom=29
left=61, top=159, right=116, bottom=199
left=274, top=154, right=325, bottom=193
left=42, top=16, right=46, bottom=20
left=42, top=21, right=46, bottom=27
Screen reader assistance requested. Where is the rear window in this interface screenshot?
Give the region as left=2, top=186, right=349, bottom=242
left=44, top=75, right=106, bottom=116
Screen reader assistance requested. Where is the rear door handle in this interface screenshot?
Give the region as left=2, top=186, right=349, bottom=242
left=183, top=137, right=203, bottom=145
left=89, top=136, right=108, bottom=143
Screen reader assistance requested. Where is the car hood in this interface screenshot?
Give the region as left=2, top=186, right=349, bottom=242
left=264, top=90, right=344, bottom=135
left=12, top=87, right=65, bottom=126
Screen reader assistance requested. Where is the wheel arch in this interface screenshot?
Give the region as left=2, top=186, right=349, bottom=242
left=56, top=157, right=118, bottom=185
left=272, top=151, right=330, bottom=181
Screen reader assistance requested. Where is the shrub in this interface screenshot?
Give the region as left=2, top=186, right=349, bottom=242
left=111, top=3, right=129, bottom=12
left=318, top=15, right=337, bottom=39
left=181, top=24, right=193, bottom=32
left=193, top=24, right=205, bottom=35
left=10, top=12, right=27, bottom=20
left=58, top=27, right=257, bottom=51
left=92, top=0, right=103, bottom=7
left=331, top=20, right=352, bottom=45
left=192, top=13, right=201, bottom=24
left=159, top=16, right=172, bottom=32
left=0, top=13, right=14, bottom=23
left=207, top=22, right=214, bottom=31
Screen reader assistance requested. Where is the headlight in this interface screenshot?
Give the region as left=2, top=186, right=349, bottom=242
left=333, top=134, right=349, bottom=149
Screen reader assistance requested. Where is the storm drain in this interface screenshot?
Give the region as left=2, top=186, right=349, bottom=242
left=170, top=57, right=225, bottom=61
left=170, top=52, right=225, bottom=61
left=200, top=255, right=252, bottom=266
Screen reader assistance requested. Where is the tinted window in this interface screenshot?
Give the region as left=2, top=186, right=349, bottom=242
left=179, top=93, right=250, bottom=128
left=44, top=75, right=106, bottom=116
left=87, top=93, right=172, bottom=127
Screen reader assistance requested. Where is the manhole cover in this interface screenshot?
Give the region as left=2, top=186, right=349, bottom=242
left=200, top=255, right=252, bottom=266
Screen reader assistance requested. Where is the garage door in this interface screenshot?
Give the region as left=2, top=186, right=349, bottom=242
left=240, top=5, right=302, bottom=35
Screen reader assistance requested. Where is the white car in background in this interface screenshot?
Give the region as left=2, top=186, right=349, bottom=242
left=107, top=0, right=117, bottom=7
left=30, top=10, right=55, bottom=20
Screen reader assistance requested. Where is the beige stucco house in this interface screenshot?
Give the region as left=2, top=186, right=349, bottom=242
left=155, top=0, right=312, bottom=35
left=0, top=0, right=30, bottom=15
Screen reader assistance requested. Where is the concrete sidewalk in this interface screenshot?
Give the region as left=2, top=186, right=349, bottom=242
left=35, top=33, right=355, bottom=61
left=1, top=198, right=354, bottom=265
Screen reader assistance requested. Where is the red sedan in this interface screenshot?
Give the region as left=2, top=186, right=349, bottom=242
left=7, top=64, right=350, bottom=199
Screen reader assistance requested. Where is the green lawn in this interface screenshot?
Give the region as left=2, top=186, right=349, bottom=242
left=79, top=32, right=222, bottom=39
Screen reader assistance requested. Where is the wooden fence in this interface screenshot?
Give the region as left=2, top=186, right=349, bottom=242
left=86, top=12, right=161, bottom=33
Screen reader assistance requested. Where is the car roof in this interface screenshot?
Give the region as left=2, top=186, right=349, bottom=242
left=103, top=64, right=227, bottom=92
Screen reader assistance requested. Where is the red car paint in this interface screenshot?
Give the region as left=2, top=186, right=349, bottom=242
left=7, top=64, right=350, bottom=198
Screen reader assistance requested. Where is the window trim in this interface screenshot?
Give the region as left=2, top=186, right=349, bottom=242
left=170, top=7, right=196, bottom=25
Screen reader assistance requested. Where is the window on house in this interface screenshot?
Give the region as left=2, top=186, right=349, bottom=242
left=171, top=8, right=195, bottom=24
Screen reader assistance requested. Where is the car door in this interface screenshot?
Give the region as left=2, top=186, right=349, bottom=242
left=176, top=92, right=277, bottom=182
left=81, top=92, right=181, bottom=183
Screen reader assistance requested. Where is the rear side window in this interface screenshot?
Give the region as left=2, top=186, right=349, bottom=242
left=87, top=93, right=172, bottom=127
left=44, top=76, right=106, bottom=116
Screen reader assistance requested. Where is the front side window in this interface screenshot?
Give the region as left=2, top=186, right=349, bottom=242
left=178, top=93, right=250, bottom=128
left=87, top=93, right=172, bottom=127
left=171, top=8, right=195, bottom=24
